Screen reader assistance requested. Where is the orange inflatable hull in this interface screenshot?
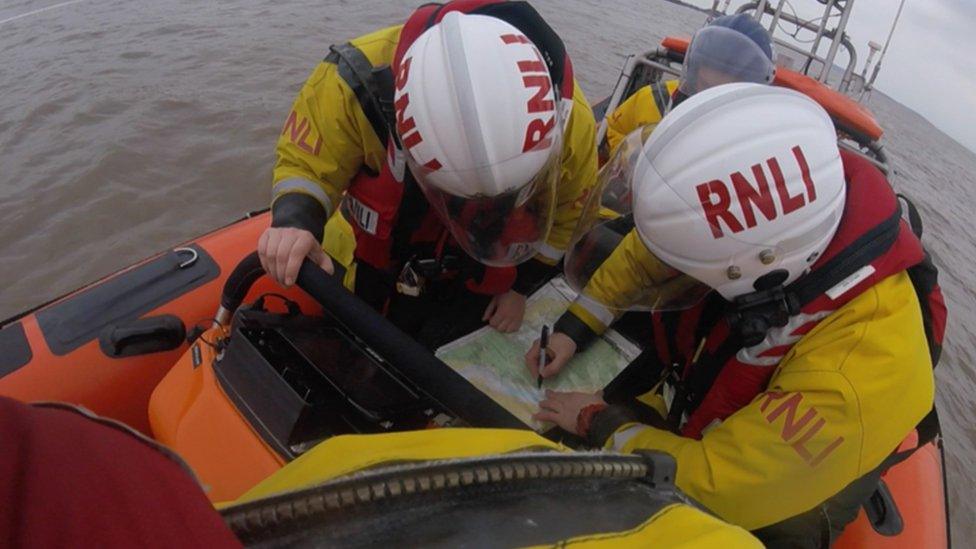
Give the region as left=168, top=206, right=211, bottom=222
left=0, top=211, right=318, bottom=434
left=834, top=434, right=949, bottom=548
left=148, top=325, right=285, bottom=502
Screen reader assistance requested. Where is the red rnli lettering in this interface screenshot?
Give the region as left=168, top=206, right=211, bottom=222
left=394, top=93, right=423, bottom=150
left=393, top=77, right=437, bottom=168
left=765, top=393, right=817, bottom=440
left=757, top=391, right=789, bottom=412
left=396, top=57, right=412, bottom=91
left=394, top=57, right=425, bottom=150
left=517, top=59, right=546, bottom=73
left=697, top=145, right=820, bottom=239
left=758, top=390, right=845, bottom=467
left=731, top=164, right=777, bottom=229
left=282, top=110, right=306, bottom=142
left=504, top=38, right=557, bottom=153
left=768, top=156, right=806, bottom=215
left=696, top=180, right=745, bottom=238
left=523, top=117, right=554, bottom=152
left=809, top=435, right=846, bottom=467
left=281, top=110, right=322, bottom=155
left=789, top=416, right=845, bottom=467
left=522, top=75, right=555, bottom=114
left=790, top=417, right=826, bottom=461
left=500, top=33, right=530, bottom=44
left=793, top=145, right=818, bottom=202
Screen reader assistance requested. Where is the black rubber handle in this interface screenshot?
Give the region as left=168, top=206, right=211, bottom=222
left=220, top=251, right=266, bottom=313
left=99, top=315, right=186, bottom=358
left=864, top=479, right=904, bottom=536
left=295, top=259, right=524, bottom=429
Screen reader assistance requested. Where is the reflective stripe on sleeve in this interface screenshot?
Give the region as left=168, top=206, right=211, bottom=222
left=610, top=424, right=651, bottom=451
left=537, top=242, right=565, bottom=262
left=272, top=177, right=333, bottom=217
left=575, top=294, right=616, bottom=328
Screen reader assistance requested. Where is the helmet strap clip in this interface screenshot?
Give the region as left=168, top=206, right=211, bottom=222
left=727, top=286, right=801, bottom=347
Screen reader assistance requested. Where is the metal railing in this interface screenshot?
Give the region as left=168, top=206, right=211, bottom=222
left=736, top=0, right=860, bottom=94
left=595, top=45, right=891, bottom=175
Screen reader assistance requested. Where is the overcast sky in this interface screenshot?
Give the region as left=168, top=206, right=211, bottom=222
left=686, top=0, right=976, bottom=153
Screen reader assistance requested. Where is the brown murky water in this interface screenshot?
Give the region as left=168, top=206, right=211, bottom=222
left=1, top=0, right=972, bottom=541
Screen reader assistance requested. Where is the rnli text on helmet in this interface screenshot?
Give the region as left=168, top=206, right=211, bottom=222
left=394, top=57, right=440, bottom=166
left=392, top=32, right=558, bottom=174
left=500, top=33, right=557, bottom=153
left=696, top=145, right=818, bottom=239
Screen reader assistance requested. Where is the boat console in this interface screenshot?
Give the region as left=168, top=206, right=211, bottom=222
left=148, top=252, right=529, bottom=499
left=213, top=301, right=453, bottom=458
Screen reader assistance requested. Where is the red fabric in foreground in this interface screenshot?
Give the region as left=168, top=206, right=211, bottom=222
left=0, top=396, right=241, bottom=548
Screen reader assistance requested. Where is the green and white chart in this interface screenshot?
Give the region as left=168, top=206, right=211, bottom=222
left=436, top=278, right=641, bottom=431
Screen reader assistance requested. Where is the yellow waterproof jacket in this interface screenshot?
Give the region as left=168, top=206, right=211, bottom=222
left=272, top=25, right=598, bottom=279
left=565, top=229, right=664, bottom=333
left=604, top=80, right=679, bottom=153
left=561, top=229, right=934, bottom=529
left=230, top=429, right=761, bottom=548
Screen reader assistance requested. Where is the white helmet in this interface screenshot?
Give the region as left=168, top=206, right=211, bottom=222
left=633, top=83, right=846, bottom=303
left=394, top=12, right=564, bottom=266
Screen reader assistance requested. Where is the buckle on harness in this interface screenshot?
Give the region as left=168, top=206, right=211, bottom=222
left=396, top=261, right=424, bottom=297
left=728, top=285, right=801, bottom=347
left=412, top=255, right=459, bottom=278
left=395, top=255, right=461, bottom=296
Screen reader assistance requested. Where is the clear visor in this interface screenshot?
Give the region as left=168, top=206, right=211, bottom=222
left=564, top=129, right=712, bottom=312
left=409, top=132, right=561, bottom=267
left=679, top=26, right=775, bottom=95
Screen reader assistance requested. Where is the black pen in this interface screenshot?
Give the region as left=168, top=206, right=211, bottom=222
left=537, top=325, right=549, bottom=389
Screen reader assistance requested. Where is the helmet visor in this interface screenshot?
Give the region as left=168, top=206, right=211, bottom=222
left=564, top=129, right=712, bottom=312
left=410, top=138, right=560, bottom=267
left=679, top=26, right=775, bottom=95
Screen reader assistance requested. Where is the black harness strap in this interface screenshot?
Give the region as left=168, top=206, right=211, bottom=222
left=324, top=41, right=426, bottom=268
left=897, top=193, right=924, bottom=238
left=787, top=205, right=902, bottom=306
left=661, top=312, right=682, bottom=367
left=909, top=252, right=943, bottom=364
left=325, top=43, right=396, bottom=149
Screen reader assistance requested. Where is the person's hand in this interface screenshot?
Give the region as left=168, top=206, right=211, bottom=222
left=534, top=390, right=605, bottom=433
left=482, top=290, right=527, bottom=333
left=258, top=227, right=334, bottom=287
left=525, top=331, right=577, bottom=379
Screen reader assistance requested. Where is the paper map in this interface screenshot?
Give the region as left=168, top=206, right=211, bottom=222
left=435, top=278, right=641, bottom=431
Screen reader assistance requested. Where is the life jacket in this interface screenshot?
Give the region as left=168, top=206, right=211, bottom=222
left=647, top=151, right=946, bottom=444
left=326, top=0, right=576, bottom=295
